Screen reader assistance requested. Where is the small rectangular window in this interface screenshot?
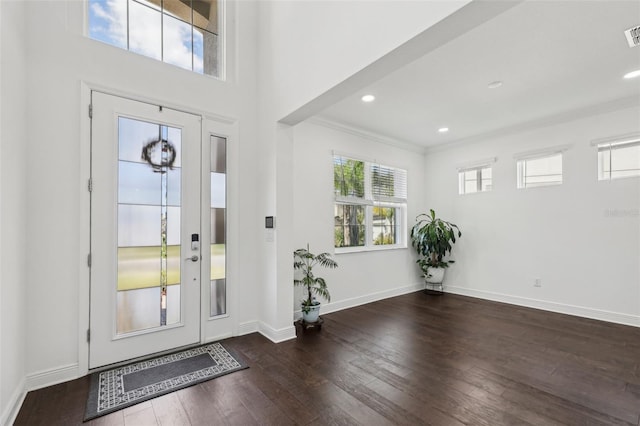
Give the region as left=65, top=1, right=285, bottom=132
left=598, top=138, right=640, bottom=180
left=517, top=153, right=563, bottom=189
left=458, top=166, right=492, bottom=195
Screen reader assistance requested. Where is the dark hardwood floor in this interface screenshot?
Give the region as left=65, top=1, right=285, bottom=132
left=14, top=292, right=640, bottom=425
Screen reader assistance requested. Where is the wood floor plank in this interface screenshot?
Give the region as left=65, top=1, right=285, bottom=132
left=14, top=292, right=640, bottom=425
left=150, top=392, right=192, bottom=426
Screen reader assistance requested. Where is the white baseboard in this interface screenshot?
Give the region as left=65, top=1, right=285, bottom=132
left=1, top=377, right=25, bottom=426
left=237, top=320, right=259, bottom=336
left=25, top=363, right=79, bottom=392
left=258, top=321, right=296, bottom=343
left=204, top=332, right=233, bottom=344
left=445, top=285, right=640, bottom=328
left=294, top=282, right=424, bottom=318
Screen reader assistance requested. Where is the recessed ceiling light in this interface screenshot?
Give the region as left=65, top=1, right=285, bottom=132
left=488, top=81, right=503, bottom=89
left=438, top=127, right=449, bottom=133
left=361, top=94, right=376, bottom=102
left=623, top=69, right=640, bottom=79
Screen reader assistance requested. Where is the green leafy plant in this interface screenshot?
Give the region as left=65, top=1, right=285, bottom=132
left=293, top=245, right=338, bottom=313
left=410, top=209, right=462, bottom=274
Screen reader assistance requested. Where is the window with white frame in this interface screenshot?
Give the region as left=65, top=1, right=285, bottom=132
left=88, top=0, right=222, bottom=77
left=597, top=136, right=640, bottom=180
left=517, top=152, right=563, bottom=189
left=333, top=155, right=407, bottom=250
left=458, top=165, right=492, bottom=194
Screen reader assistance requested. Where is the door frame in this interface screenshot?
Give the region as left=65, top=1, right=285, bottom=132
left=78, top=82, right=240, bottom=376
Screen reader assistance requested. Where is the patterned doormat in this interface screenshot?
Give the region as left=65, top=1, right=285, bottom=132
left=84, top=342, right=248, bottom=421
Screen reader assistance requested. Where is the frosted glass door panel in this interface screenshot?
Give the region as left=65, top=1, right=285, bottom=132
left=117, top=247, right=161, bottom=290
left=119, top=162, right=181, bottom=206
left=116, top=116, right=182, bottom=335
left=209, top=135, right=226, bottom=317
left=210, top=173, right=226, bottom=208
left=119, top=117, right=182, bottom=167
left=118, top=205, right=161, bottom=247
left=166, top=207, right=181, bottom=245
left=117, top=287, right=161, bottom=334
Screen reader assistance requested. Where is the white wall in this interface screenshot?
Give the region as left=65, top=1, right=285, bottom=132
left=21, top=0, right=260, bottom=382
left=424, top=106, right=640, bottom=326
left=0, top=0, right=29, bottom=423
left=255, top=0, right=472, bottom=337
left=292, top=120, right=427, bottom=313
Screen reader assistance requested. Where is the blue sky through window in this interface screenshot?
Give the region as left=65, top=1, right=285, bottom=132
left=88, top=0, right=208, bottom=74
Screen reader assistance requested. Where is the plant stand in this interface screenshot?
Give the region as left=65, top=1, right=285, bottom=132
left=294, top=317, right=324, bottom=334
left=425, top=282, right=444, bottom=295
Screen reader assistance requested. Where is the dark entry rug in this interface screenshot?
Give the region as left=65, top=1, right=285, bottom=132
left=84, top=342, right=248, bottom=421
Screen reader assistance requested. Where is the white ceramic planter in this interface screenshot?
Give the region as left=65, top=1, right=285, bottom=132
left=302, top=303, right=321, bottom=323
left=424, top=266, right=446, bottom=284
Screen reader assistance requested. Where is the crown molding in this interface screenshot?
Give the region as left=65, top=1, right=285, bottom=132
left=425, top=96, right=640, bottom=154
left=308, top=116, right=427, bottom=155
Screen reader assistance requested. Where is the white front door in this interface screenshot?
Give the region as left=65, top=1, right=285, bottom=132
left=89, top=92, right=202, bottom=369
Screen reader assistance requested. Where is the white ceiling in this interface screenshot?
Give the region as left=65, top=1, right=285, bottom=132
left=318, top=0, right=640, bottom=148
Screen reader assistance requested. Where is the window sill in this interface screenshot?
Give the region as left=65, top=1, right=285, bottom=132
left=335, top=244, right=407, bottom=255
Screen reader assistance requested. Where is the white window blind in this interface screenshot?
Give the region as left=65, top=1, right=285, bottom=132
left=517, top=153, right=563, bottom=189
left=371, top=163, right=407, bottom=203
left=596, top=136, right=640, bottom=180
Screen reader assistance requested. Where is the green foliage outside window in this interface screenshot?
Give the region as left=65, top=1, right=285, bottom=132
left=373, top=206, right=396, bottom=245
left=334, top=204, right=365, bottom=247
left=334, top=159, right=365, bottom=197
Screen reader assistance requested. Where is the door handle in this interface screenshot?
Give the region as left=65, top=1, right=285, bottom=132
left=185, top=255, right=200, bottom=262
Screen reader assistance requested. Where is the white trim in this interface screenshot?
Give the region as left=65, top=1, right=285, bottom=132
left=456, top=157, right=497, bottom=172
left=590, top=132, right=640, bottom=147
left=314, top=117, right=426, bottom=155
left=217, top=0, right=227, bottom=82
left=294, top=282, right=424, bottom=320
left=78, top=82, right=92, bottom=379
left=332, top=150, right=409, bottom=173
left=445, top=286, right=640, bottom=328
left=25, top=364, right=80, bottom=392
left=335, top=244, right=408, bottom=255
left=80, top=80, right=238, bottom=124
left=513, top=144, right=571, bottom=161
left=257, top=322, right=296, bottom=343
left=237, top=320, right=259, bottom=336
left=1, top=378, right=26, bottom=426
left=203, top=112, right=237, bottom=125
left=425, top=96, right=640, bottom=154
left=203, top=332, right=234, bottom=344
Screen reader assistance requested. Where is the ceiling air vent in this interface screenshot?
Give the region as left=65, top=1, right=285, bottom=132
left=624, top=26, right=640, bottom=48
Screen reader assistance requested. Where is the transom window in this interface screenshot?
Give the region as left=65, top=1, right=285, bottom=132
left=88, top=0, right=221, bottom=77
left=458, top=165, right=492, bottom=195
left=333, top=155, right=407, bottom=251
left=597, top=136, right=640, bottom=180
left=517, top=153, right=563, bottom=189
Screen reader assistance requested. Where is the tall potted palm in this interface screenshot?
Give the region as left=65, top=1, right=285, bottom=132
left=410, top=209, right=461, bottom=294
left=293, top=245, right=338, bottom=323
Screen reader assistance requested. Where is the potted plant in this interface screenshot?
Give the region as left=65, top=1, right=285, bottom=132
left=293, top=244, right=338, bottom=323
left=410, top=209, right=461, bottom=294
